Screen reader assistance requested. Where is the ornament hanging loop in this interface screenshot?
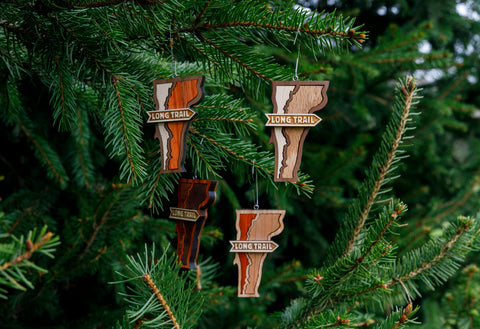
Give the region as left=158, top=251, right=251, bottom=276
left=293, top=22, right=302, bottom=81
left=169, top=24, right=178, bottom=78
left=252, top=161, right=259, bottom=210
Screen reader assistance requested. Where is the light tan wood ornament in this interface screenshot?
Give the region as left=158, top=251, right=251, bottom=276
left=170, top=178, right=218, bottom=270
left=230, top=209, right=285, bottom=297
left=147, top=76, right=205, bottom=173
left=266, top=81, right=329, bottom=182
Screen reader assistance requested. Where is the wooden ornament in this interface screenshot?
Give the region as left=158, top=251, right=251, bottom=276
left=266, top=81, right=329, bottom=182
left=170, top=178, right=218, bottom=269
left=148, top=75, right=205, bottom=173
left=230, top=209, right=285, bottom=297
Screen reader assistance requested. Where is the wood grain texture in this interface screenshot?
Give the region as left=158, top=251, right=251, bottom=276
left=231, top=209, right=285, bottom=297
left=172, top=178, right=218, bottom=270
left=269, top=81, right=329, bottom=182
left=150, top=75, right=205, bottom=173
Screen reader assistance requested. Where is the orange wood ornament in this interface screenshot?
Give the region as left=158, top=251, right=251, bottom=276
left=170, top=178, right=218, bottom=269
left=230, top=209, right=285, bottom=297
left=266, top=81, right=329, bottom=182
left=148, top=76, right=205, bottom=173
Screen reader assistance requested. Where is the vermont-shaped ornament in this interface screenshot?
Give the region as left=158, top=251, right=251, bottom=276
left=147, top=76, right=205, bottom=173
left=266, top=81, right=329, bottom=182
left=230, top=209, right=285, bottom=297
left=170, top=178, right=218, bottom=269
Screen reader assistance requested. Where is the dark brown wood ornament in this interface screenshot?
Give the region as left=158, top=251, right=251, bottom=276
left=230, top=209, right=285, bottom=297
left=266, top=81, right=329, bottom=182
left=147, top=76, right=205, bottom=173
left=170, top=178, right=218, bottom=270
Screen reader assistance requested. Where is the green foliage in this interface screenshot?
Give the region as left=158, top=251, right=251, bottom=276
left=111, top=245, right=203, bottom=329
left=0, top=225, right=60, bottom=299
left=1, top=0, right=480, bottom=329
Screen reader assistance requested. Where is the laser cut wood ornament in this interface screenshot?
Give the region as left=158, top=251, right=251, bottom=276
left=147, top=76, right=205, bottom=173
left=170, top=178, right=218, bottom=269
left=230, top=209, right=285, bottom=297
left=266, top=81, right=329, bottom=182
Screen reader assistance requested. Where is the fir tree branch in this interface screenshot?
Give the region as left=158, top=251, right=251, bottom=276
left=391, top=218, right=472, bottom=285
left=142, top=273, right=181, bottom=329
left=198, top=22, right=366, bottom=43
left=198, top=33, right=271, bottom=81
left=341, top=217, right=476, bottom=301
left=193, top=0, right=212, bottom=27
left=53, top=55, right=67, bottom=125
left=344, top=77, right=417, bottom=256
left=112, top=76, right=137, bottom=182
left=432, top=176, right=480, bottom=222
left=73, top=108, right=91, bottom=188
left=354, top=203, right=406, bottom=269
left=18, top=121, right=68, bottom=188
left=0, top=232, right=53, bottom=272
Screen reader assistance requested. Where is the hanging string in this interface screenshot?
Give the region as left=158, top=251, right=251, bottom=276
left=252, top=161, right=259, bottom=210
left=293, top=21, right=302, bottom=81
left=293, top=46, right=300, bottom=81
left=169, top=24, right=177, bottom=77
left=194, top=138, right=204, bottom=179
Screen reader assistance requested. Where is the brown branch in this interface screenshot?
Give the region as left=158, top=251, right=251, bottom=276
left=193, top=0, right=212, bottom=26
left=182, top=21, right=365, bottom=42
left=0, top=232, right=53, bottom=271
left=142, top=273, right=181, bottom=329
left=345, top=77, right=416, bottom=256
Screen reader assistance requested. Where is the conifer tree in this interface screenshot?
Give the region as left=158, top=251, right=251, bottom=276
left=1, top=1, right=480, bottom=328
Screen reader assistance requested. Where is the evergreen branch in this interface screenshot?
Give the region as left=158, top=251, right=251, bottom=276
left=199, top=22, right=366, bottom=43
left=439, top=69, right=471, bottom=100
left=71, top=106, right=93, bottom=188
left=363, top=52, right=450, bottom=64
left=142, top=273, right=181, bottom=329
left=53, top=55, right=67, bottom=126
left=193, top=0, right=212, bottom=26
left=0, top=226, right=59, bottom=299
left=112, top=76, right=137, bottom=182
left=359, top=22, right=433, bottom=58
left=340, top=216, right=478, bottom=301
left=431, top=176, right=480, bottom=222
left=355, top=203, right=406, bottom=269
left=179, top=36, right=222, bottom=68
left=18, top=120, right=69, bottom=188
left=198, top=33, right=271, bottom=81
left=0, top=232, right=54, bottom=272
left=111, top=245, right=203, bottom=328
left=344, top=76, right=418, bottom=256
left=79, top=196, right=115, bottom=261
left=390, top=218, right=473, bottom=285
left=189, top=128, right=271, bottom=174
left=52, top=14, right=112, bottom=74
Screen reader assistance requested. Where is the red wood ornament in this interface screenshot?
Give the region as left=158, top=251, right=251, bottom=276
left=148, top=76, right=205, bottom=173
left=230, top=209, right=285, bottom=297
left=170, top=178, right=218, bottom=269
left=266, top=81, right=329, bottom=182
